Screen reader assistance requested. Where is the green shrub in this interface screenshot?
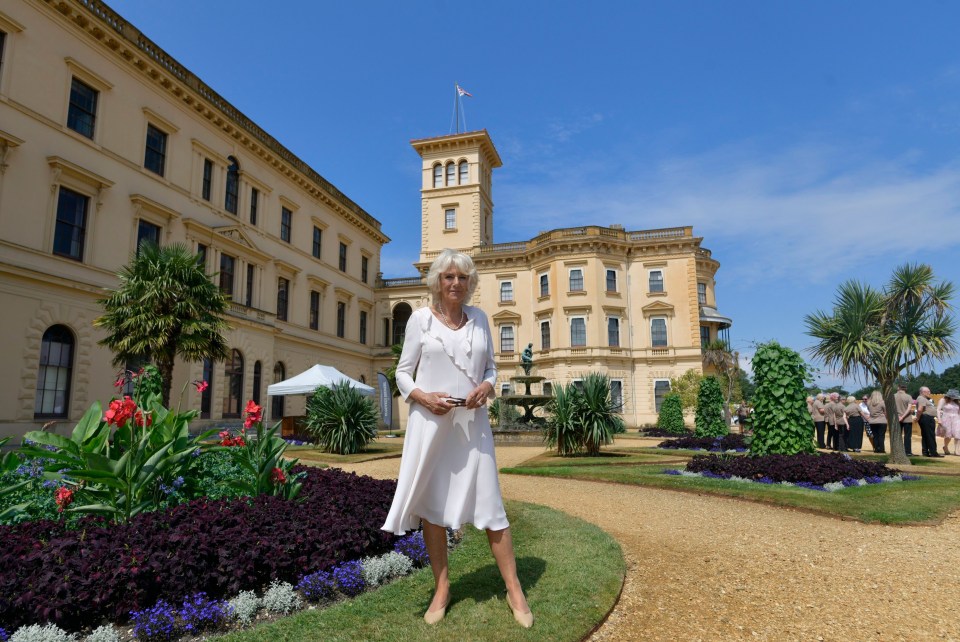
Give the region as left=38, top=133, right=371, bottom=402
left=488, top=398, right=520, bottom=427
left=190, top=450, right=253, bottom=500
left=657, top=393, right=686, bottom=434
left=749, top=341, right=817, bottom=455
left=544, top=373, right=623, bottom=456
left=305, top=383, right=379, bottom=455
left=694, top=376, right=727, bottom=437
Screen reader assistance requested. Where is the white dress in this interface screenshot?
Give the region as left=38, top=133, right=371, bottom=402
left=381, top=305, right=508, bottom=535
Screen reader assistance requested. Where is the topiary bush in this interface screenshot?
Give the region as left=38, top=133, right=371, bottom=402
left=694, top=376, right=727, bottom=437
left=304, top=383, right=379, bottom=455
left=749, top=341, right=817, bottom=455
left=656, top=393, right=685, bottom=434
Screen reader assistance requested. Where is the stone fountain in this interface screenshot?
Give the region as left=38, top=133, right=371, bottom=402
left=499, top=343, right=553, bottom=426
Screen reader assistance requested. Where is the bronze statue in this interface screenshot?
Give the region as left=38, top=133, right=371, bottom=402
left=521, top=343, right=534, bottom=375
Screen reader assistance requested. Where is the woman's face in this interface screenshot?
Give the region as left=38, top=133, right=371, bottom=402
left=439, top=267, right=469, bottom=307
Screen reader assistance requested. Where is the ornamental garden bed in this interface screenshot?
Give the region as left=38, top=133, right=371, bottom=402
left=0, top=466, right=398, bottom=636
left=656, top=434, right=748, bottom=452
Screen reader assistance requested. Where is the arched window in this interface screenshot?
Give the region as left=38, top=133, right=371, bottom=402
left=445, top=162, right=455, bottom=186
left=35, top=325, right=74, bottom=418
left=252, top=360, right=262, bottom=406
left=223, top=349, right=244, bottom=417
left=458, top=160, right=468, bottom=184
left=392, top=302, right=413, bottom=346
left=201, top=358, right=213, bottom=418
left=225, top=156, right=240, bottom=214
left=433, top=164, right=443, bottom=188
left=272, top=362, right=285, bottom=420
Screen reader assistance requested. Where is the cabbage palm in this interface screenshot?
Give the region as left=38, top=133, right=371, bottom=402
left=805, top=263, right=955, bottom=464
left=95, top=242, right=229, bottom=407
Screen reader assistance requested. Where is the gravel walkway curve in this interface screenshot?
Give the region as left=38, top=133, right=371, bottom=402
left=335, top=445, right=960, bottom=641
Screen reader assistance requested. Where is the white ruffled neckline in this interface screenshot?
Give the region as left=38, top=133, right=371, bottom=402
left=420, top=306, right=478, bottom=386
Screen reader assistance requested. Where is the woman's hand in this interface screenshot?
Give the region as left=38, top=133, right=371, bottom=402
left=411, top=390, right=456, bottom=415
left=464, top=382, right=494, bottom=410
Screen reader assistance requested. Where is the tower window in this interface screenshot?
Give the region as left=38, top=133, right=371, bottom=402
left=458, top=160, right=468, bottom=184
left=570, top=318, right=587, bottom=347
left=446, top=162, right=455, bottom=186
left=500, top=281, right=513, bottom=302
left=606, top=269, right=618, bottom=292
left=649, top=270, right=664, bottom=293
left=569, top=268, right=584, bottom=292
left=433, top=164, right=443, bottom=188
left=500, top=325, right=515, bottom=353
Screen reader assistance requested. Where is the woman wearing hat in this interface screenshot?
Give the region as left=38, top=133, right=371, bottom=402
left=937, top=389, right=960, bottom=455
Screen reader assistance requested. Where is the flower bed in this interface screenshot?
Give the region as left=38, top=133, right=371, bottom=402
left=656, top=434, right=747, bottom=452
left=683, top=452, right=903, bottom=486
left=0, top=467, right=396, bottom=631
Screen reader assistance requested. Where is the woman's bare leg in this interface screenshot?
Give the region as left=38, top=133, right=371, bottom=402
left=422, top=520, right=450, bottom=612
left=487, top=527, right=530, bottom=613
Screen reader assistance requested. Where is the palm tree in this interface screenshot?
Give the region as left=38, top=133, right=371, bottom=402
left=95, top=242, right=230, bottom=407
left=805, top=263, right=955, bottom=465
left=702, top=339, right=740, bottom=424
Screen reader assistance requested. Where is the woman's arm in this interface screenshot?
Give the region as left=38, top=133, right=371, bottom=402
left=395, top=313, right=422, bottom=402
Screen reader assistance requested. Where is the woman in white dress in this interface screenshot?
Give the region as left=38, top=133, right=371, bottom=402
left=381, top=249, right=533, bottom=628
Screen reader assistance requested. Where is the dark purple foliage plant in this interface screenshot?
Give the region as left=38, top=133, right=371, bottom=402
left=685, top=452, right=901, bottom=486
left=0, top=467, right=397, bottom=631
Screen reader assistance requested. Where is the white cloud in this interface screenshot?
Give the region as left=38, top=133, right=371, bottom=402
left=497, top=143, right=960, bottom=284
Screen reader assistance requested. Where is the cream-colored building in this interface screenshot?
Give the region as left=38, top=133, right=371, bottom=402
left=0, top=0, right=730, bottom=438
left=0, top=0, right=388, bottom=437
left=378, top=131, right=731, bottom=428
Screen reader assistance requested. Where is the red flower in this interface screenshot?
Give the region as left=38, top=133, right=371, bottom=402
left=54, top=486, right=74, bottom=513
left=113, top=375, right=125, bottom=389
left=194, top=380, right=209, bottom=393
left=105, top=396, right=137, bottom=428
left=271, top=467, right=287, bottom=485
left=219, top=430, right=246, bottom=447
left=134, top=409, right=152, bottom=428
left=243, top=400, right=263, bottom=429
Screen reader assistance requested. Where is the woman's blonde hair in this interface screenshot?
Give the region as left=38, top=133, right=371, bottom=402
left=425, top=249, right=479, bottom=306
left=869, top=390, right=883, bottom=406
left=846, top=395, right=857, bottom=404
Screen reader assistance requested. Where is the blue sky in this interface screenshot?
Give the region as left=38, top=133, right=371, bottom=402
left=107, top=0, right=960, bottom=388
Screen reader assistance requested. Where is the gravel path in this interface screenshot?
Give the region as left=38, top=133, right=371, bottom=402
left=336, top=444, right=960, bottom=641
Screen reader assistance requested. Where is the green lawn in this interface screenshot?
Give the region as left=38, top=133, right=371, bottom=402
left=217, top=501, right=625, bottom=642
left=502, top=455, right=960, bottom=525
left=286, top=440, right=404, bottom=464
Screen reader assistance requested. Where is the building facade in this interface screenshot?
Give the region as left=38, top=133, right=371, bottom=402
left=0, top=0, right=388, bottom=437
left=0, top=0, right=730, bottom=438
left=378, top=131, right=732, bottom=427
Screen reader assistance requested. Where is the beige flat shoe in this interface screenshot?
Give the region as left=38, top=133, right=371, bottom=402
left=506, top=593, right=534, bottom=629
left=423, top=597, right=449, bottom=625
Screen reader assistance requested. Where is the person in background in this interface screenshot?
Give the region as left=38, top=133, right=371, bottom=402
left=894, top=383, right=914, bottom=456
left=937, top=389, right=960, bottom=456
left=827, top=392, right=848, bottom=452
left=844, top=395, right=864, bottom=452
left=916, top=386, right=943, bottom=458
left=737, top=402, right=751, bottom=434
left=859, top=395, right=875, bottom=451
left=867, top=390, right=888, bottom=454
left=812, top=393, right=827, bottom=449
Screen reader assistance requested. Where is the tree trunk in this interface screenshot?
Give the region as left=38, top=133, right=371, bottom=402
left=882, top=380, right=910, bottom=465
left=157, top=356, right=174, bottom=409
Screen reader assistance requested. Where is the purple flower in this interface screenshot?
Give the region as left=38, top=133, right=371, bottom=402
left=393, top=531, right=430, bottom=566
left=131, top=599, right=179, bottom=641
left=179, top=592, right=232, bottom=634
left=333, top=560, right=366, bottom=597
left=902, top=474, right=921, bottom=481
left=297, top=569, right=337, bottom=601
left=663, top=469, right=682, bottom=475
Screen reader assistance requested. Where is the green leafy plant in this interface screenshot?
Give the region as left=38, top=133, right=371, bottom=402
left=489, top=397, right=520, bottom=427
left=694, top=376, right=727, bottom=437
left=544, top=373, right=622, bottom=455
left=657, top=393, right=686, bottom=434
left=669, top=369, right=703, bottom=410
left=544, top=383, right=580, bottom=456
left=15, top=368, right=217, bottom=523
left=305, top=384, right=379, bottom=455
left=749, top=341, right=817, bottom=455
left=228, top=401, right=305, bottom=500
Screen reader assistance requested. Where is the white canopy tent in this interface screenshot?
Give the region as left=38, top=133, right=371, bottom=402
left=266, top=364, right=375, bottom=397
